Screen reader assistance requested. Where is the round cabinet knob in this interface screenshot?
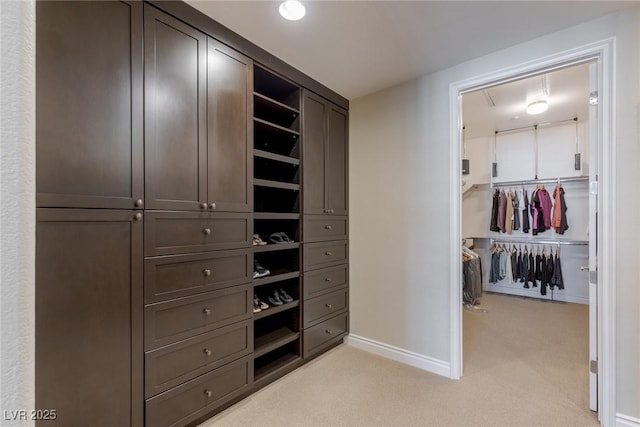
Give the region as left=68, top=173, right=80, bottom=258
left=204, top=389, right=212, bottom=398
left=325, top=251, right=332, bottom=256
left=330, top=209, right=335, bottom=214
left=324, top=225, right=332, bottom=230
left=202, top=308, right=212, bottom=316
left=325, top=304, right=333, bottom=309
left=133, top=213, right=142, bottom=221
left=202, top=228, right=211, bottom=236
left=134, top=199, right=143, bottom=207
left=203, top=348, right=212, bottom=357
left=199, top=202, right=208, bottom=210
left=325, top=277, right=332, bottom=282
left=203, top=269, right=212, bottom=277
left=208, top=202, right=216, bottom=210
left=325, top=329, right=332, bottom=335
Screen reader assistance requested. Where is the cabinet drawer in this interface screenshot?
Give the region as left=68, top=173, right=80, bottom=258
left=303, top=289, right=348, bottom=328
left=303, top=312, right=348, bottom=358
left=304, top=264, right=348, bottom=299
left=303, top=240, right=348, bottom=271
left=303, top=215, right=347, bottom=242
left=145, top=285, right=251, bottom=350
left=144, top=249, right=251, bottom=303
left=144, top=211, right=251, bottom=256
left=145, top=320, right=252, bottom=398
left=145, top=355, right=252, bottom=427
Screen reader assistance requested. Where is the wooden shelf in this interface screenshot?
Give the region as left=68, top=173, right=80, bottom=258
left=254, top=149, right=299, bottom=166
left=254, top=178, right=299, bottom=191
left=254, top=327, right=299, bottom=358
left=253, top=242, right=299, bottom=253
left=254, top=300, right=299, bottom=320
left=253, top=353, right=300, bottom=384
left=253, top=271, right=300, bottom=287
left=254, top=92, right=300, bottom=115
left=254, top=213, right=300, bottom=220
left=254, top=118, right=300, bottom=137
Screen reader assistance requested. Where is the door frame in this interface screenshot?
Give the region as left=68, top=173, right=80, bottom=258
left=448, top=38, right=616, bottom=426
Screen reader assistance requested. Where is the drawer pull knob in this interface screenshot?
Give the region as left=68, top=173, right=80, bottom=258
left=330, top=209, right=335, bottom=214
left=325, top=251, right=332, bottom=256
left=324, top=225, right=332, bottom=230
left=209, top=202, right=216, bottom=210
left=203, top=308, right=212, bottom=316
left=134, top=199, right=143, bottom=207
left=325, top=278, right=332, bottom=282
left=325, top=329, right=332, bottom=334
left=203, top=228, right=211, bottom=236
left=200, top=202, right=208, bottom=210
left=325, top=304, right=332, bottom=309
left=203, top=269, right=212, bottom=277
left=133, top=212, right=142, bottom=221
left=204, top=389, right=212, bottom=398
left=203, top=348, right=212, bottom=357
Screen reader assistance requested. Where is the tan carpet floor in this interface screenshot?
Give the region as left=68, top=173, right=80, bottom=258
left=202, top=293, right=598, bottom=426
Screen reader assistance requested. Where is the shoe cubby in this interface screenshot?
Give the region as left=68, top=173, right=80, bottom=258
left=254, top=278, right=300, bottom=320
left=254, top=309, right=300, bottom=357
left=254, top=156, right=300, bottom=185
left=254, top=185, right=300, bottom=213
left=254, top=94, right=299, bottom=132
left=254, top=248, right=299, bottom=278
left=254, top=120, right=300, bottom=160
left=254, top=218, right=301, bottom=245
left=254, top=65, right=300, bottom=111
left=253, top=341, right=300, bottom=384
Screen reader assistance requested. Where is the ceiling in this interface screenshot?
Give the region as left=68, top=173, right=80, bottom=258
left=462, top=62, right=590, bottom=139
left=186, top=1, right=632, bottom=100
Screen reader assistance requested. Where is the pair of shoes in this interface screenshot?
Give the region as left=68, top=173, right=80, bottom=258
left=253, top=260, right=270, bottom=279
left=253, top=234, right=267, bottom=246
left=253, top=294, right=269, bottom=313
left=267, top=288, right=293, bottom=306
left=269, top=232, right=293, bottom=244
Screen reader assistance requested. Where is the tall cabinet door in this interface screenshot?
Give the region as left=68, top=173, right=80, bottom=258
left=36, top=209, right=143, bottom=426
left=326, top=105, right=348, bottom=215
left=144, top=5, right=207, bottom=211
left=302, top=90, right=327, bottom=214
left=207, top=38, right=253, bottom=213
left=36, top=1, right=143, bottom=209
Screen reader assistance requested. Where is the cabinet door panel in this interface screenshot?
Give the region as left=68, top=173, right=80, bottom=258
left=327, top=105, right=348, bottom=215
left=36, top=1, right=143, bottom=209
left=302, top=90, right=327, bottom=214
left=208, top=38, right=253, bottom=212
left=145, top=5, right=206, bottom=210
left=36, top=209, right=143, bottom=426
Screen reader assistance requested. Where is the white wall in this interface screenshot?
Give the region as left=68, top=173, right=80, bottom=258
left=0, top=1, right=36, bottom=425
left=349, top=6, right=640, bottom=422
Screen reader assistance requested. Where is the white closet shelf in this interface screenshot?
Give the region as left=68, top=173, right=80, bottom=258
left=491, top=175, right=588, bottom=188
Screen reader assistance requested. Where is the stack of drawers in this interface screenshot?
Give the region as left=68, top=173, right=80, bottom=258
left=143, top=211, right=254, bottom=427
left=302, top=216, right=349, bottom=357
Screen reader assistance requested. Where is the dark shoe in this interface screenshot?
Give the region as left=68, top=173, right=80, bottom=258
left=253, top=260, right=270, bottom=279
left=254, top=294, right=269, bottom=311
left=267, top=290, right=283, bottom=306
left=278, top=288, right=293, bottom=303
left=269, top=232, right=293, bottom=244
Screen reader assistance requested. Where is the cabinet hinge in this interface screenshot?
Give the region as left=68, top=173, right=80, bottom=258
left=590, top=360, right=598, bottom=374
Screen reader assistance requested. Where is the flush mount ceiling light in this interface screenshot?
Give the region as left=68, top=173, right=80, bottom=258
left=279, top=0, right=306, bottom=21
left=526, top=100, right=549, bottom=115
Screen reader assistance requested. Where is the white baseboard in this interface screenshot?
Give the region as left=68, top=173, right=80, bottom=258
left=345, top=334, right=450, bottom=378
left=617, top=413, right=640, bottom=427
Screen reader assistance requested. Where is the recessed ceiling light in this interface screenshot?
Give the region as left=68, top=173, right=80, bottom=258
left=511, top=115, right=520, bottom=120
left=279, top=0, right=306, bottom=21
left=526, top=100, right=548, bottom=115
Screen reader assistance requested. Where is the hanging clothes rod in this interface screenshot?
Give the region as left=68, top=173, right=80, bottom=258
left=490, top=238, right=588, bottom=246
left=491, top=175, right=588, bottom=188
left=494, top=117, right=578, bottom=136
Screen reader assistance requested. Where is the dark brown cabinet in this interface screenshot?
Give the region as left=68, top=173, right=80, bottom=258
left=36, top=209, right=143, bottom=426
left=302, top=90, right=348, bottom=216
left=36, top=1, right=143, bottom=209
left=145, top=5, right=253, bottom=213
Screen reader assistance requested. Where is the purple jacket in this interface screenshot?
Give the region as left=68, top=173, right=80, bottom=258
left=538, top=188, right=553, bottom=229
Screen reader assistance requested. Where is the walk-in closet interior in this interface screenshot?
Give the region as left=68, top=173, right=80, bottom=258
left=461, top=62, right=596, bottom=408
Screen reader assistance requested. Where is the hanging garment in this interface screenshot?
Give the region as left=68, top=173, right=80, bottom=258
left=552, top=185, right=570, bottom=234
left=559, top=188, right=569, bottom=234
left=512, top=191, right=520, bottom=231
left=521, top=251, right=530, bottom=287
left=490, top=189, right=500, bottom=232
left=505, top=191, right=514, bottom=234
left=528, top=252, right=536, bottom=287
left=551, top=253, right=564, bottom=290
left=497, top=190, right=507, bottom=232
left=538, top=187, right=553, bottom=230
left=489, top=250, right=501, bottom=283
left=498, top=249, right=508, bottom=281
left=506, top=249, right=514, bottom=283
left=510, top=249, right=518, bottom=282
left=462, top=247, right=483, bottom=304
left=515, top=250, right=522, bottom=280
left=544, top=253, right=555, bottom=289
left=522, top=189, right=530, bottom=233
left=535, top=252, right=544, bottom=286
left=530, top=188, right=547, bottom=235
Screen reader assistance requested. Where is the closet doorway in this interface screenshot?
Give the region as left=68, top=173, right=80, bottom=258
left=458, top=59, right=600, bottom=416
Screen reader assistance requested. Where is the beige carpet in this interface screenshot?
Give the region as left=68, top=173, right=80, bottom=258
left=202, top=293, right=597, bottom=426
